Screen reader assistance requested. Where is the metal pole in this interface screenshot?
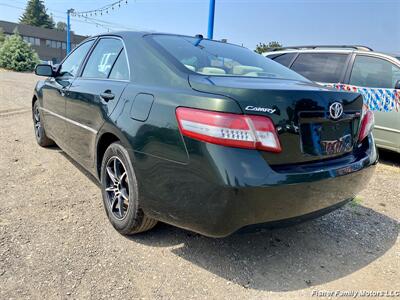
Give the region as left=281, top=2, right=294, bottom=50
left=66, top=9, right=73, bottom=54
left=207, top=0, right=215, bottom=39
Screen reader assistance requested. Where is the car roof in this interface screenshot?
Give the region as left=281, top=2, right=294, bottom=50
left=87, top=31, right=246, bottom=49
left=265, top=49, right=355, bottom=55
left=264, top=48, right=400, bottom=64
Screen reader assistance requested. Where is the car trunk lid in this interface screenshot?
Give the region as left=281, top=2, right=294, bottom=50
left=189, top=75, right=363, bottom=165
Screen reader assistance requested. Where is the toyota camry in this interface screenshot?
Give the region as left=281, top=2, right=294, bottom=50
left=32, top=32, right=377, bottom=237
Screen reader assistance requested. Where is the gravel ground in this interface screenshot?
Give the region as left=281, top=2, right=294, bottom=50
left=0, top=70, right=399, bottom=299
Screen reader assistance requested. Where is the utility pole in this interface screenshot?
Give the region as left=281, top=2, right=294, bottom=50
left=207, top=0, right=215, bottom=39
left=66, top=9, right=74, bottom=54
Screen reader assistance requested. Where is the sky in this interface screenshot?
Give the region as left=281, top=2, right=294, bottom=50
left=0, top=0, right=399, bottom=54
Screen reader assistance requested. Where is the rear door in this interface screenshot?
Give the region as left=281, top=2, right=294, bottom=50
left=41, top=40, right=95, bottom=146
left=347, top=55, right=400, bottom=152
left=64, top=37, right=130, bottom=168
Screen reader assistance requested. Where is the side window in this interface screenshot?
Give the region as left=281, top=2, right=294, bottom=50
left=350, top=55, right=400, bottom=88
left=291, top=53, right=348, bottom=83
left=272, top=53, right=296, bottom=67
left=82, top=38, right=123, bottom=79
left=59, top=40, right=94, bottom=77
left=109, top=50, right=130, bottom=80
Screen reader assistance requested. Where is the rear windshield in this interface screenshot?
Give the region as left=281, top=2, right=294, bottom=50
left=149, top=35, right=307, bottom=81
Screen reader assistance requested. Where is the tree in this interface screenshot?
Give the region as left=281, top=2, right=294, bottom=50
left=56, top=21, right=67, bottom=31
left=0, top=28, right=5, bottom=45
left=0, top=31, right=40, bottom=72
left=254, top=41, right=283, bottom=54
left=19, top=0, right=55, bottom=29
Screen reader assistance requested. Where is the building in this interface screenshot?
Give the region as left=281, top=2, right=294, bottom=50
left=0, top=20, right=87, bottom=63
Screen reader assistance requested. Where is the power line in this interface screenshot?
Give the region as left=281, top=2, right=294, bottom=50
left=71, top=0, right=129, bottom=18
left=0, top=2, right=132, bottom=31
left=66, top=1, right=131, bottom=52
left=0, top=0, right=143, bottom=53
left=73, top=15, right=136, bottom=30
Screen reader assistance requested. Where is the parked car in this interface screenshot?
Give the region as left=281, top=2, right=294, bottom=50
left=265, top=46, right=400, bottom=153
left=32, top=33, right=377, bottom=237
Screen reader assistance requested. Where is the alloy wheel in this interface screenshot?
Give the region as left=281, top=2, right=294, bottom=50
left=104, top=156, right=130, bottom=220
left=33, top=105, right=42, bottom=140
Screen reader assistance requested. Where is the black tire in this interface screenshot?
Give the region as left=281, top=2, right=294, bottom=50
left=32, top=100, right=55, bottom=147
left=100, top=142, right=157, bottom=235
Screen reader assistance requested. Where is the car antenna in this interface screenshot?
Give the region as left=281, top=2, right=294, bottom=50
left=194, top=34, right=203, bottom=47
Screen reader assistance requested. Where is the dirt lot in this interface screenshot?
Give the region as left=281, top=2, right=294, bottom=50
left=0, top=70, right=399, bottom=299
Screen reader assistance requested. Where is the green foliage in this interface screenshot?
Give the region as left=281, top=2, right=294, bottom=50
left=254, top=41, right=283, bottom=54
left=349, top=196, right=363, bottom=207
left=56, top=21, right=67, bottom=31
left=0, top=28, right=5, bottom=45
left=0, top=32, right=40, bottom=72
left=19, top=0, right=55, bottom=29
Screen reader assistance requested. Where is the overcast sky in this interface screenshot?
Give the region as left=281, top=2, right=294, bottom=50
left=0, top=0, right=399, bottom=54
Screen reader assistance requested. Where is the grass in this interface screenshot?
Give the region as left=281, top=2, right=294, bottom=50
left=349, top=196, right=363, bottom=207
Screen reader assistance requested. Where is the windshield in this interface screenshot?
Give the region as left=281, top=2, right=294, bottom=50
left=149, top=35, right=308, bottom=81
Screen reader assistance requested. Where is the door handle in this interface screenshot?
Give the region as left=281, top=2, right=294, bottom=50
left=100, top=90, right=115, bottom=102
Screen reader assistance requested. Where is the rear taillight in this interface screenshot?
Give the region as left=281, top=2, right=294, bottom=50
left=358, top=104, right=374, bottom=142
left=176, top=107, right=281, bottom=152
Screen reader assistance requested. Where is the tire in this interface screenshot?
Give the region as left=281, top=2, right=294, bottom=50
left=100, top=142, right=157, bottom=235
left=32, top=100, right=55, bottom=147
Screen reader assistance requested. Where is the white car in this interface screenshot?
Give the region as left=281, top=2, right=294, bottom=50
left=265, top=46, right=400, bottom=153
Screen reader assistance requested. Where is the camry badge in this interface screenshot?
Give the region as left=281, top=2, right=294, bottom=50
left=329, top=102, right=343, bottom=119
left=245, top=106, right=276, bottom=114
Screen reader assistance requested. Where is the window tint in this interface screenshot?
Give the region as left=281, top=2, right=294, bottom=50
left=59, top=40, right=94, bottom=77
left=82, top=38, right=123, bottom=79
left=291, top=53, right=348, bottom=83
left=273, top=53, right=296, bottom=67
left=350, top=55, right=400, bottom=88
left=150, top=35, right=307, bottom=81
left=109, top=51, right=129, bottom=80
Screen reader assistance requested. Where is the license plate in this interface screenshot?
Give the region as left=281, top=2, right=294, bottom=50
left=300, top=121, right=353, bottom=156
left=320, top=134, right=352, bottom=155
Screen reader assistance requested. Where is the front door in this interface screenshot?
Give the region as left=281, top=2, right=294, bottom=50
left=41, top=76, right=70, bottom=145
left=64, top=37, right=130, bottom=169
left=41, top=40, right=95, bottom=147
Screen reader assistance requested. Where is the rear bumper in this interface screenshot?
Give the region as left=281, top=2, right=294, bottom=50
left=139, top=135, right=377, bottom=237
left=197, top=163, right=374, bottom=237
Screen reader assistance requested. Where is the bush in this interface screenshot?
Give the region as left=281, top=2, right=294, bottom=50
left=0, top=28, right=5, bottom=45
left=0, top=32, right=39, bottom=72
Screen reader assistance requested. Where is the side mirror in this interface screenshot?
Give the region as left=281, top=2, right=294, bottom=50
left=395, top=80, right=400, bottom=90
left=35, top=64, right=54, bottom=77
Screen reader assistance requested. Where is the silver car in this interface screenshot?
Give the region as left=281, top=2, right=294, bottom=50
left=265, top=46, right=400, bottom=153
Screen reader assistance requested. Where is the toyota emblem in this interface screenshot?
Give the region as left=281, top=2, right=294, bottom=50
left=329, top=102, right=343, bottom=119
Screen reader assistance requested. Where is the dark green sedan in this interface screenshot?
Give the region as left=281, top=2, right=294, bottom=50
left=32, top=32, right=377, bottom=237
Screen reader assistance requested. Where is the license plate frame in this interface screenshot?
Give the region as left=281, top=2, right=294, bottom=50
left=300, top=120, right=353, bottom=156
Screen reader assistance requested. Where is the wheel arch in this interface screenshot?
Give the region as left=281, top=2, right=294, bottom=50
left=96, top=132, right=120, bottom=178
left=32, top=81, right=44, bottom=107
left=32, top=95, right=37, bottom=107
left=95, top=125, right=133, bottom=179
